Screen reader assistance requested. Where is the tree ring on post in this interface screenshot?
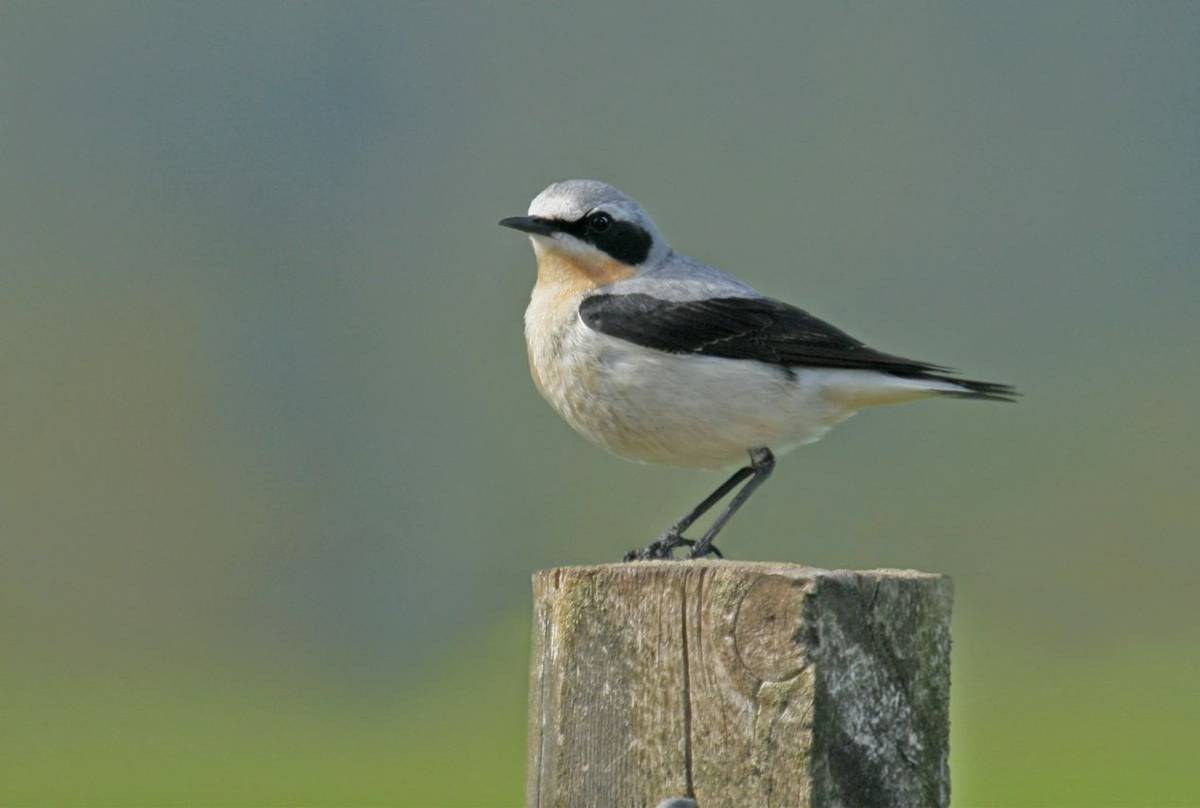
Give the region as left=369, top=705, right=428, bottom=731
left=733, top=575, right=809, bottom=683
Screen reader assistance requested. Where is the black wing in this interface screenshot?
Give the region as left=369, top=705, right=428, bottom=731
left=579, top=293, right=1016, bottom=401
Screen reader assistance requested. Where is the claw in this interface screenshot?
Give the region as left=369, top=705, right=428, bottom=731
left=624, top=531, right=683, bottom=561
left=687, top=541, right=724, bottom=560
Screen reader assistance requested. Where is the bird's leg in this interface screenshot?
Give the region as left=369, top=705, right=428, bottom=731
left=688, top=448, right=775, bottom=559
left=622, top=452, right=767, bottom=561
left=654, top=467, right=754, bottom=552
left=624, top=466, right=751, bottom=560
left=624, top=466, right=753, bottom=560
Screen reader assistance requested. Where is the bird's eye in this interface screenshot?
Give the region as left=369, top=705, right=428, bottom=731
left=588, top=212, right=613, bottom=232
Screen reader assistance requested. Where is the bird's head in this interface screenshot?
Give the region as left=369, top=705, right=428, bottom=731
left=499, top=180, right=669, bottom=272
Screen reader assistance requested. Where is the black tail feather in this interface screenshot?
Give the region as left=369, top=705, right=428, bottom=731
left=920, top=373, right=1019, bottom=403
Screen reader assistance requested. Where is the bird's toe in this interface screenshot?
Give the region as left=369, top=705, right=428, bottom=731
left=687, top=542, right=724, bottom=560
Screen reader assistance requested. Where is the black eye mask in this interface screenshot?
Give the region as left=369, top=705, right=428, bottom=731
left=558, top=215, right=653, bottom=265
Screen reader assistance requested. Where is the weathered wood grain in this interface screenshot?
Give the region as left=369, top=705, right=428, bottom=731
left=526, top=562, right=952, bottom=808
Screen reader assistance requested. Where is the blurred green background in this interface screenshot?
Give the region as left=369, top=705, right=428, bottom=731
left=2, top=2, right=1197, bottom=806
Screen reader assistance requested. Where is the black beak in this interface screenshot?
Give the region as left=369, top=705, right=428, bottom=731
left=498, top=215, right=560, bottom=237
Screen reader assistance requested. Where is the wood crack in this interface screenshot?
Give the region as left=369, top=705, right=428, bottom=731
left=680, top=574, right=695, bottom=798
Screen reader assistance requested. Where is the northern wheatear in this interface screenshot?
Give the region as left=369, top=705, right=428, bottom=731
left=500, top=180, right=1015, bottom=560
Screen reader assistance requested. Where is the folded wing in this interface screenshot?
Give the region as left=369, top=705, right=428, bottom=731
left=579, top=293, right=1016, bottom=402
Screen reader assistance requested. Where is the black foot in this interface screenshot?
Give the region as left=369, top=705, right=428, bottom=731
left=623, top=534, right=723, bottom=561
left=623, top=532, right=680, bottom=561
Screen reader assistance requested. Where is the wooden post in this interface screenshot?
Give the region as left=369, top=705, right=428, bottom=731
left=526, top=562, right=952, bottom=808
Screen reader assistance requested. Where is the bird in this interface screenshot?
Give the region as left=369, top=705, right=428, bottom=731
left=499, top=180, right=1016, bottom=561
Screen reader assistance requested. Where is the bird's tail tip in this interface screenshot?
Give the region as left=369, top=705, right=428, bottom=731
left=936, top=377, right=1020, bottom=403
